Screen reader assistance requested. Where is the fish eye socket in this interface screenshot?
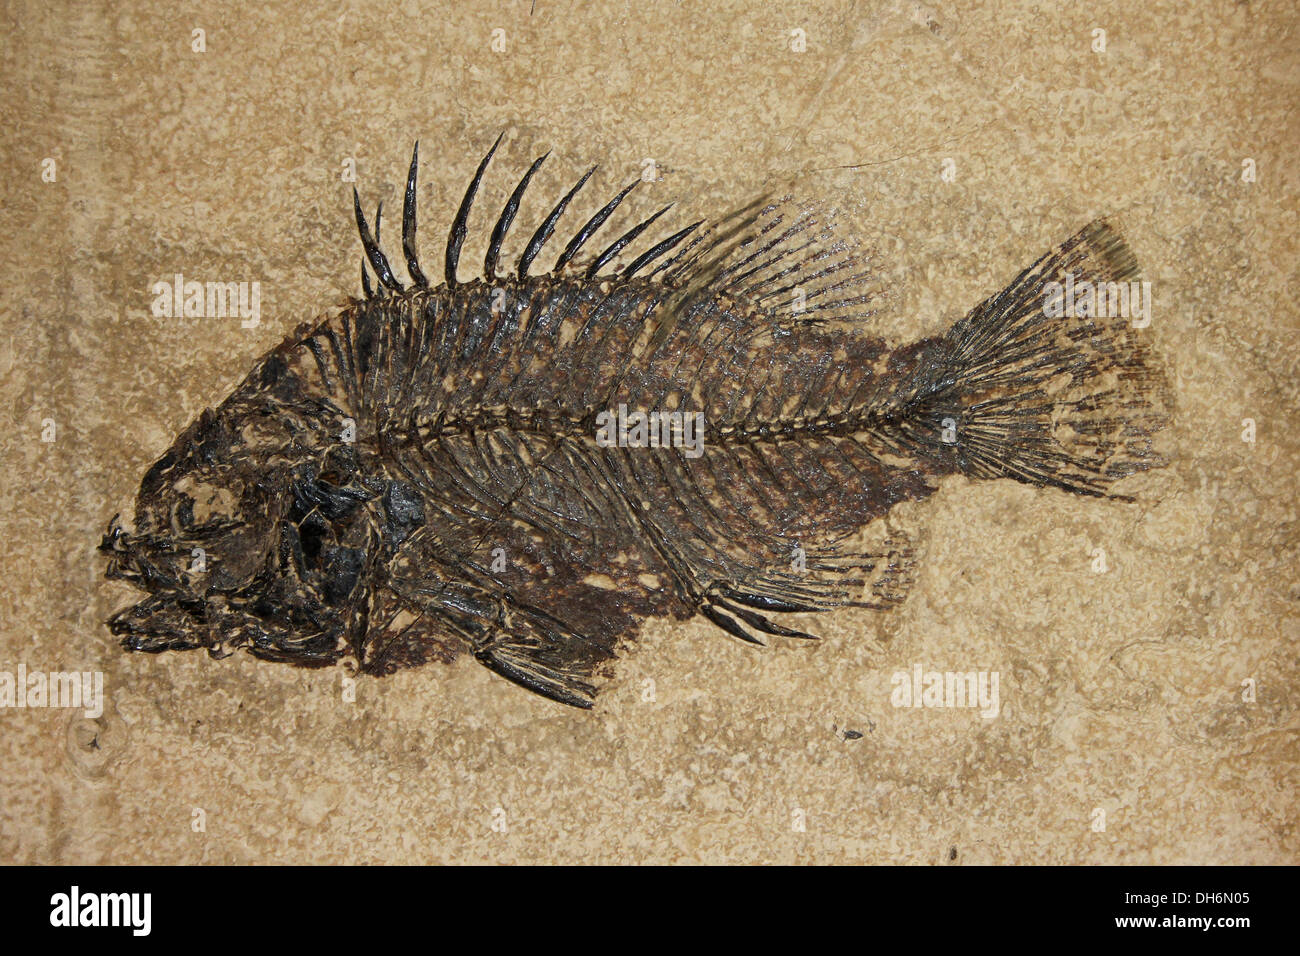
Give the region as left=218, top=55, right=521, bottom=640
left=168, top=481, right=248, bottom=537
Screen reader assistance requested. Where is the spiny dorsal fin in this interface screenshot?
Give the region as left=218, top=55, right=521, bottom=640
left=553, top=179, right=638, bottom=271
left=353, top=190, right=402, bottom=292
left=354, top=137, right=880, bottom=329
left=621, top=219, right=703, bottom=278
left=445, top=131, right=504, bottom=287
left=586, top=204, right=673, bottom=278
left=485, top=151, right=549, bottom=279
left=402, top=142, right=428, bottom=288
left=517, top=165, right=596, bottom=279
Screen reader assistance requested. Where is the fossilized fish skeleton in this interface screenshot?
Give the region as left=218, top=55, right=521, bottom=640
left=101, top=135, right=1171, bottom=708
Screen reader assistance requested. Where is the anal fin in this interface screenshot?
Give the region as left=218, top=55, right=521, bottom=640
left=473, top=604, right=625, bottom=709
left=695, top=524, right=921, bottom=645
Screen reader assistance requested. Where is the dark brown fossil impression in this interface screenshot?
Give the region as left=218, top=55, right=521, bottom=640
left=101, top=135, right=1171, bottom=708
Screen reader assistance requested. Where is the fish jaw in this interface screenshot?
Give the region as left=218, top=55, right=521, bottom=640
left=107, top=591, right=212, bottom=653
left=100, top=514, right=214, bottom=653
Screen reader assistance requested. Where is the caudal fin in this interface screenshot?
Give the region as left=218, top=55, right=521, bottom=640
left=883, top=220, right=1172, bottom=497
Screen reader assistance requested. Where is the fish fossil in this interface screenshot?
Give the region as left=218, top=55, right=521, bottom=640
left=101, top=135, right=1171, bottom=708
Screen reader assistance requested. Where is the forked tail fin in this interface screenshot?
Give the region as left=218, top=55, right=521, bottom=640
left=881, top=220, right=1172, bottom=497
